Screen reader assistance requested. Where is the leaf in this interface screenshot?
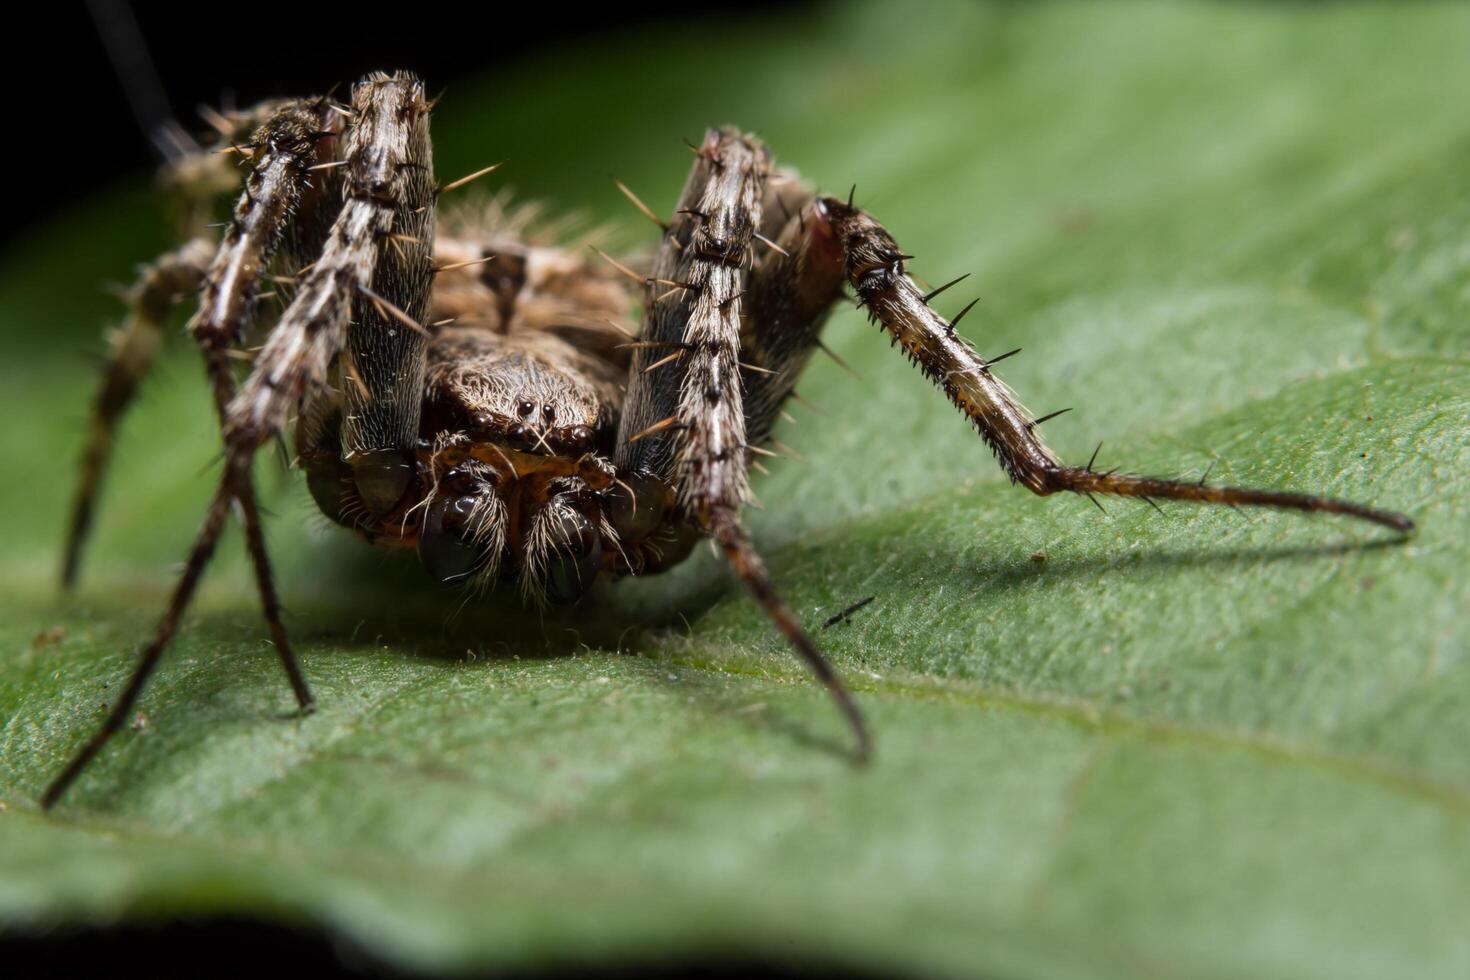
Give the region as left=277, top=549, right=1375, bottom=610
left=2, top=3, right=1468, bottom=977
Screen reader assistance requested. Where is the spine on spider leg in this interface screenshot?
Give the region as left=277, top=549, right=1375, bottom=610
left=614, top=128, right=770, bottom=525
left=819, top=197, right=1413, bottom=533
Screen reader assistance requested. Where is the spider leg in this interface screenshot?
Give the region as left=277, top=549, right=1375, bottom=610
left=778, top=196, right=1414, bottom=532
left=614, top=130, right=870, bottom=761
left=187, top=98, right=347, bottom=713
left=616, top=128, right=766, bottom=521
left=43, top=74, right=432, bottom=807
left=62, top=237, right=215, bottom=588
left=61, top=96, right=347, bottom=590
left=43, top=471, right=239, bottom=808
left=740, top=174, right=832, bottom=448
left=159, top=98, right=310, bottom=238
left=334, top=76, right=436, bottom=517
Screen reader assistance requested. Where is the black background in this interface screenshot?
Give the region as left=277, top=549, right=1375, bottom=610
left=14, top=1, right=790, bottom=245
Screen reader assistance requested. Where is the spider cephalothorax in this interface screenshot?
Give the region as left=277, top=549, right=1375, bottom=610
left=44, top=71, right=1413, bottom=807
left=297, top=318, right=645, bottom=603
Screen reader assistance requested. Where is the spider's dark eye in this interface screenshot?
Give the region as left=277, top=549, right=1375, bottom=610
left=542, top=504, right=603, bottom=604
left=541, top=404, right=556, bottom=423
left=419, top=490, right=491, bottom=584
left=518, top=400, right=535, bottom=418
left=559, top=425, right=595, bottom=452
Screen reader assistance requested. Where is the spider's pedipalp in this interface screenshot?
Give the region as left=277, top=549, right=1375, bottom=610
left=417, top=458, right=508, bottom=586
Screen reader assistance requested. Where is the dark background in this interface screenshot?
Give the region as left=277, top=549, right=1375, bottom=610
left=15, top=1, right=790, bottom=246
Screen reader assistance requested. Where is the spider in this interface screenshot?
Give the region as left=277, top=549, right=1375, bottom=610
left=43, top=71, right=1414, bottom=807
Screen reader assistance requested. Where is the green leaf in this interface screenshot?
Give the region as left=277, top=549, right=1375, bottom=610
left=2, top=3, right=1468, bottom=977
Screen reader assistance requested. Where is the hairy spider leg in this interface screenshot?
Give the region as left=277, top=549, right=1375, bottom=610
left=658, top=150, right=1415, bottom=767
left=62, top=98, right=347, bottom=717
left=44, top=73, right=431, bottom=807
left=62, top=238, right=214, bottom=588
left=47, top=96, right=339, bottom=806
left=744, top=190, right=1414, bottom=530
left=60, top=97, right=344, bottom=588
left=799, top=198, right=1413, bottom=531
left=335, top=81, right=436, bottom=519
left=615, top=129, right=871, bottom=762
left=186, top=98, right=350, bottom=717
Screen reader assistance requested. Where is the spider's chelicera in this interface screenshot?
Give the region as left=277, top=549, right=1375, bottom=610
left=45, top=72, right=1413, bottom=806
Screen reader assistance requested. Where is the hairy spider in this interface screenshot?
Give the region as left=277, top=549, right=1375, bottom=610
left=44, top=72, right=1414, bottom=807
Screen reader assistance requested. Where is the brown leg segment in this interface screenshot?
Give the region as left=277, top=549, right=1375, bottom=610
left=710, top=511, right=871, bottom=762
left=335, top=74, right=435, bottom=518
left=614, top=131, right=871, bottom=759
left=43, top=467, right=239, bottom=808
left=739, top=175, right=841, bottom=448
left=186, top=98, right=346, bottom=713
left=812, top=197, right=1413, bottom=533
left=62, top=238, right=215, bottom=589
left=615, top=128, right=769, bottom=521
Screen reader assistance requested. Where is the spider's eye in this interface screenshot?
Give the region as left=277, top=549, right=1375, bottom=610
left=419, top=491, right=491, bottom=584
left=541, top=404, right=556, bottom=423
left=518, top=400, right=535, bottom=418
left=542, top=503, right=603, bottom=604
